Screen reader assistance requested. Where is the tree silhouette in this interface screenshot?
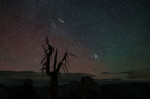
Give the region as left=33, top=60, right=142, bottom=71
left=41, top=36, right=75, bottom=99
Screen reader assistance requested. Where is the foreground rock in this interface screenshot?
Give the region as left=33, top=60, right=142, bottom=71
left=0, top=88, right=8, bottom=99
left=59, top=76, right=102, bottom=99
left=81, top=76, right=102, bottom=99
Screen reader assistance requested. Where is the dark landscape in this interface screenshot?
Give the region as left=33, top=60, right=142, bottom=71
left=0, top=79, right=150, bottom=99
left=0, top=71, right=150, bottom=99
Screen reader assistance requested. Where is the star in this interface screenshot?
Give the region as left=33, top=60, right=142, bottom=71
left=94, top=54, right=98, bottom=59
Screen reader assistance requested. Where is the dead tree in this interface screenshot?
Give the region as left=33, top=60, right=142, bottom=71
left=41, top=36, right=75, bottom=99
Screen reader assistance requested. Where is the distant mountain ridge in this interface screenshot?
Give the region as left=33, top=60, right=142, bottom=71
left=1, top=71, right=148, bottom=86
left=0, top=71, right=94, bottom=86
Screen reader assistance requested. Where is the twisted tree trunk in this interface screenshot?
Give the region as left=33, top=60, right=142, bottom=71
left=49, top=72, right=58, bottom=99
left=41, top=36, right=75, bottom=99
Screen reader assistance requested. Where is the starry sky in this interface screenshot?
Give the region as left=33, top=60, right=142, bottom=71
left=0, top=0, right=150, bottom=80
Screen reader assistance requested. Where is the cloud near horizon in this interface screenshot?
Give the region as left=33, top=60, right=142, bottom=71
left=100, top=68, right=150, bottom=80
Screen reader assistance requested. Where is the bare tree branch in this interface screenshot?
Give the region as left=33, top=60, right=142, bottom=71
left=41, top=36, right=75, bottom=77
left=53, top=49, right=58, bottom=71
left=56, top=51, right=68, bottom=72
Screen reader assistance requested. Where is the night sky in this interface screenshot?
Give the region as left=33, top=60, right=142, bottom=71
left=0, top=0, right=150, bottom=80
